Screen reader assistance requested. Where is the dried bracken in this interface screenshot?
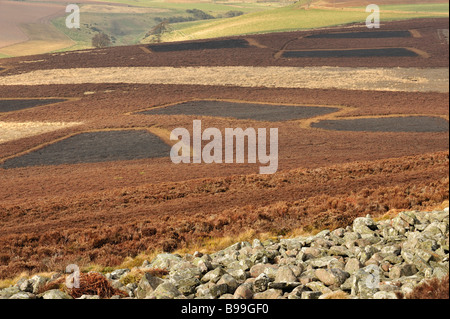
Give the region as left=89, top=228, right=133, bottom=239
left=0, top=152, right=448, bottom=279
left=0, top=18, right=447, bottom=282
left=396, top=275, right=449, bottom=299
left=39, top=273, right=128, bottom=299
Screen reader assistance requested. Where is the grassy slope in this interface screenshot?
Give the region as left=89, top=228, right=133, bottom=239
left=0, top=23, right=75, bottom=57
left=50, top=1, right=279, bottom=51
left=1, top=1, right=448, bottom=57
left=162, top=3, right=449, bottom=42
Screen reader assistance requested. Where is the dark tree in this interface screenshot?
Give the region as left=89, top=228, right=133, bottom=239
left=92, top=32, right=112, bottom=48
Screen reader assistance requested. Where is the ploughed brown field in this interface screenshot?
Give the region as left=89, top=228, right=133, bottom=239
left=0, top=18, right=448, bottom=279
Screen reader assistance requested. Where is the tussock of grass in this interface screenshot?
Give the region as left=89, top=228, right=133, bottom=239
left=0, top=271, right=54, bottom=289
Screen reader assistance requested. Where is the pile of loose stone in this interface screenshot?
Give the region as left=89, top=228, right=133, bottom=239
left=1, top=207, right=448, bottom=299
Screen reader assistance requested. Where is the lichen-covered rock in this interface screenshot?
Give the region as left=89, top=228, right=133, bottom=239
left=351, top=266, right=380, bottom=298
left=253, top=289, right=283, bottom=299
left=253, top=273, right=270, bottom=293
left=151, top=282, right=182, bottom=299
left=135, top=273, right=164, bottom=299
left=233, top=283, right=253, bottom=299
left=1, top=207, right=447, bottom=300
left=353, top=216, right=378, bottom=235
left=315, top=268, right=350, bottom=286
left=274, top=265, right=298, bottom=283
left=41, top=289, right=73, bottom=299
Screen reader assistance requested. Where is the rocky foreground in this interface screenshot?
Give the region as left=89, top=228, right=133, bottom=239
left=1, top=207, right=449, bottom=299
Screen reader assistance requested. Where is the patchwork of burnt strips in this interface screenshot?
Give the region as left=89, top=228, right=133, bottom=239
left=305, top=30, right=413, bottom=39
left=148, top=39, right=250, bottom=52
left=282, top=48, right=418, bottom=58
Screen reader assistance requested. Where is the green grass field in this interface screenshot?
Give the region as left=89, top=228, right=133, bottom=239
left=50, top=1, right=282, bottom=50
left=160, top=3, right=449, bottom=42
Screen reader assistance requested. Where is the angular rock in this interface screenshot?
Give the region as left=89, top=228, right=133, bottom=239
left=233, top=284, right=253, bottom=299
left=0, top=287, right=21, bottom=299
left=152, top=282, right=182, bottom=299
left=202, top=267, right=227, bottom=283
left=41, top=289, right=73, bottom=299
left=110, top=269, right=130, bottom=280
left=9, top=292, right=36, bottom=299
left=209, top=283, right=229, bottom=298
left=254, top=273, right=270, bottom=293
left=135, top=273, right=164, bottom=299
left=345, top=258, right=362, bottom=274
left=148, top=253, right=182, bottom=270
left=373, top=291, right=398, bottom=299
left=389, top=264, right=418, bottom=279
left=315, top=268, right=350, bottom=286
left=253, top=289, right=283, bottom=299
left=353, top=216, right=378, bottom=235
left=301, top=291, right=322, bottom=299
left=275, top=266, right=298, bottom=283
left=217, top=274, right=239, bottom=294
left=249, top=264, right=279, bottom=278
left=351, top=266, right=380, bottom=298
left=305, top=281, right=332, bottom=294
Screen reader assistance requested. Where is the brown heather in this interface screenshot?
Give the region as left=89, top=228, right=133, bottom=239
left=396, top=275, right=449, bottom=299
left=0, top=152, right=448, bottom=280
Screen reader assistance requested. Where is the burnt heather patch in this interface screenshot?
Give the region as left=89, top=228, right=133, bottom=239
left=148, top=39, right=249, bottom=52
left=306, top=30, right=412, bottom=39
left=0, top=99, right=68, bottom=113
left=312, top=116, right=449, bottom=133
left=140, top=100, right=339, bottom=122
left=1, top=130, right=172, bottom=169
left=282, top=48, right=418, bottom=58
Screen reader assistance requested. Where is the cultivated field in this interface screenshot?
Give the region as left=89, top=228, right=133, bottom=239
left=0, top=16, right=448, bottom=296
left=0, top=0, right=72, bottom=57
left=160, top=1, right=449, bottom=42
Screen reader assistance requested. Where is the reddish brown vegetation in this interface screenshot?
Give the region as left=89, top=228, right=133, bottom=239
left=0, top=152, right=448, bottom=279
left=40, top=272, right=128, bottom=299
left=396, top=275, right=449, bottom=299
left=0, top=18, right=447, bottom=73
left=0, top=18, right=448, bottom=280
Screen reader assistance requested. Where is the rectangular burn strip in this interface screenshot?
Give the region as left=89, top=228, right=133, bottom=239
left=306, top=31, right=412, bottom=39
left=0, top=99, right=68, bottom=113
left=1, top=130, right=172, bottom=169
left=140, top=100, right=339, bottom=122
left=311, top=117, right=449, bottom=133
left=148, top=39, right=249, bottom=52
left=282, top=48, right=418, bottom=58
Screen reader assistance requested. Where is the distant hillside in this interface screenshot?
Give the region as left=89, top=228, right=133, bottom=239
left=157, top=1, right=449, bottom=42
